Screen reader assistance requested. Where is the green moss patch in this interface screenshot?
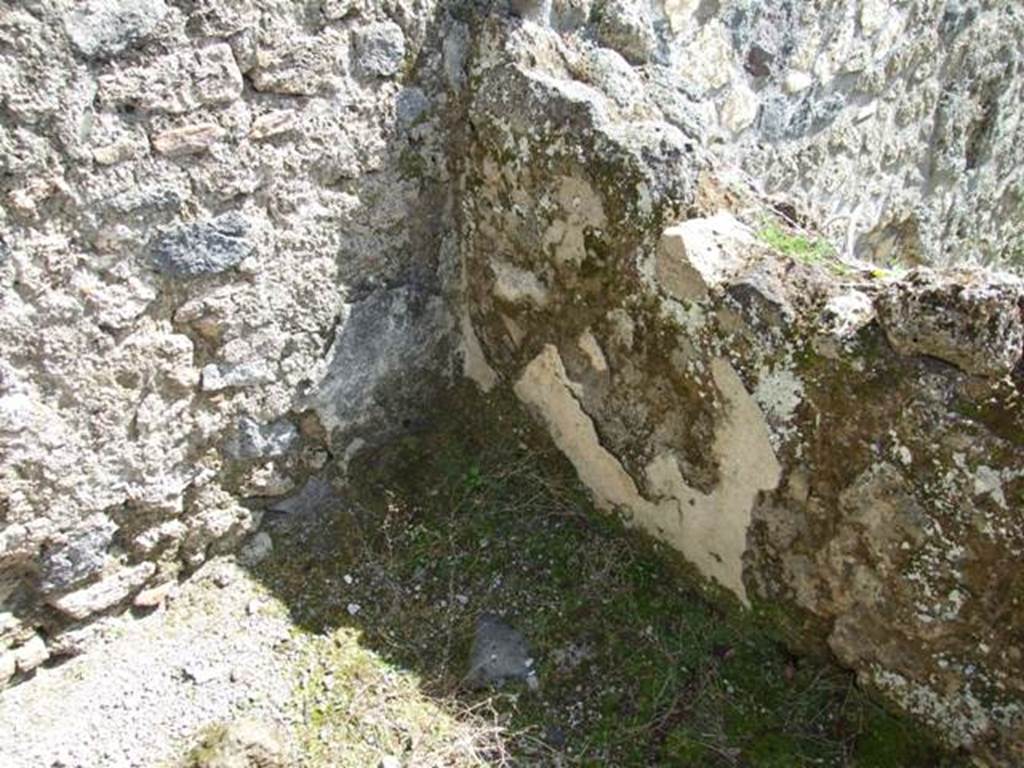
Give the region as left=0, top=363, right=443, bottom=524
left=255, top=388, right=966, bottom=767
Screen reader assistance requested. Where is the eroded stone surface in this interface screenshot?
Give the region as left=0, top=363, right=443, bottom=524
left=64, top=0, right=169, bottom=59
left=458, top=16, right=1024, bottom=762
left=655, top=213, right=754, bottom=302
left=152, top=213, right=253, bottom=277
left=876, top=269, right=1024, bottom=377
left=4, top=4, right=1024, bottom=765
left=1, top=0, right=456, bottom=667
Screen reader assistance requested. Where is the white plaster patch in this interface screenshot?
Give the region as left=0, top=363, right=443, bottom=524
left=645, top=359, right=783, bottom=601
left=514, top=345, right=653, bottom=513
left=514, top=345, right=781, bottom=602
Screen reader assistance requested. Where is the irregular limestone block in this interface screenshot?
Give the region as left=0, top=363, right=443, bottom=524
left=133, top=580, right=176, bottom=609
left=132, top=520, right=187, bottom=557
left=50, top=562, right=157, bottom=621
left=201, top=361, right=276, bottom=392
left=92, top=132, right=149, bottom=166
left=875, top=269, right=1024, bottom=377
left=492, top=260, right=549, bottom=306
left=595, top=0, right=659, bottom=65
left=151, top=123, right=226, bottom=157
left=251, top=34, right=346, bottom=95
left=813, top=290, right=876, bottom=358
left=682, top=22, right=735, bottom=90
left=721, top=82, right=758, bottom=134
left=225, top=418, right=298, bottom=460
left=192, top=43, right=244, bottom=105
left=355, top=21, right=406, bottom=78
left=655, top=213, right=753, bottom=302
left=249, top=110, right=297, bottom=141
left=98, top=44, right=242, bottom=114
left=64, top=0, right=168, bottom=59
left=14, top=634, right=49, bottom=674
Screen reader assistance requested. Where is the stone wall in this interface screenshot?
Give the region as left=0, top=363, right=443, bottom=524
left=657, top=0, right=1024, bottom=270
left=506, top=0, right=1024, bottom=271
left=2, top=1, right=1023, bottom=763
left=457, top=15, right=1024, bottom=763
left=1, top=0, right=460, bottom=674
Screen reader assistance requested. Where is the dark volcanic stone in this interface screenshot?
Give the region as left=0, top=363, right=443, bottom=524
left=151, top=212, right=253, bottom=277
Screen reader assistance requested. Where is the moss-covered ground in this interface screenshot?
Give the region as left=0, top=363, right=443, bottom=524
left=254, top=390, right=967, bottom=767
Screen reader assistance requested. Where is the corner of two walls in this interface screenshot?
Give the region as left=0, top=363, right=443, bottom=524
left=452, top=10, right=1024, bottom=763
left=0, top=0, right=465, bottom=681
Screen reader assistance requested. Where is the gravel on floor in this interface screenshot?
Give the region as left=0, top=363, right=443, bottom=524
left=0, top=559, right=301, bottom=768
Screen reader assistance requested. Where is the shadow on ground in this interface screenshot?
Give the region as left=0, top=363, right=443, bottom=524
left=246, top=386, right=968, bottom=768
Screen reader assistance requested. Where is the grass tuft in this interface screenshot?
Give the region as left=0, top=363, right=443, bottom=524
left=758, top=221, right=855, bottom=276
left=255, top=389, right=967, bottom=767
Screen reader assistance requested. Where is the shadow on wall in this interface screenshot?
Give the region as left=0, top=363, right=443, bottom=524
left=229, top=6, right=969, bottom=766
left=240, top=383, right=966, bottom=767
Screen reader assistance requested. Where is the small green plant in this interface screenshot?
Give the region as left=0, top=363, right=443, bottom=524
left=463, top=463, right=483, bottom=491
left=181, top=723, right=229, bottom=768
left=759, top=221, right=835, bottom=263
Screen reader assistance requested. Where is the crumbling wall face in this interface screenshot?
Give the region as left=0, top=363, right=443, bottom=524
left=0, top=0, right=458, bottom=674
left=658, top=0, right=1024, bottom=269
left=459, top=17, right=1024, bottom=763
left=533, top=0, right=1024, bottom=269
left=3, top=1, right=1024, bottom=760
